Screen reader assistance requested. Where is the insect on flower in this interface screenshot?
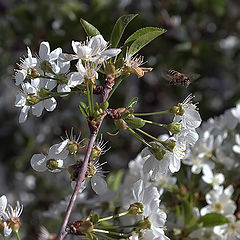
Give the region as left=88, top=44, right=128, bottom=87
left=164, top=69, right=200, bottom=88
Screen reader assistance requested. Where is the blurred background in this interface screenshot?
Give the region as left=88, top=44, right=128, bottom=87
left=0, top=0, right=240, bottom=238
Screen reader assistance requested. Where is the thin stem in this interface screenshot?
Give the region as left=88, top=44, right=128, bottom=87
left=98, top=210, right=129, bottom=223
left=127, top=127, right=152, bottom=148
left=136, top=128, right=162, bottom=144
left=133, top=110, right=170, bottom=116
left=106, top=76, right=125, bottom=102
left=86, top=82, right=93, bottom=115
left=39, top=75, right=67, bottom=83
left=90, top=83, right=94, bottom=113
left=14, top=231, right=21, bottom=240
left=93, top=229, right=130, bottom=238
left=57, top=133, right=98, bottom=240
left=143, top=120, right=165, bottom=128
left=95, top=233, right=116, bottom=240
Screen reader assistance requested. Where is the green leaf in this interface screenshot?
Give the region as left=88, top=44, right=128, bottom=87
left=107, top=169, right=124, bottom=190
left=125, top=27, right=165, bottom=45
left=197, top=213, right=230, bottom=227
left=79, top=102, right=89, bottom=117
left=110, top=14, right=138, bottom=48
left=80, top=19, right=100, bottom=36
left=128, top=29, right=166, bottom=56
left=127, top=97, right=138, bottom=109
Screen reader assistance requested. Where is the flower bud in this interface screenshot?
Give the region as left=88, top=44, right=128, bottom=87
left=166, top=122, right=181, bottom=134
left=161, top=139, right=176, bottom=152
left=114, top=119, right=127, bottom=130
left=40, top=61, right=54, bottom=73
left=26, top=94, right=40, bottom=106
left=170, top=104, right=184, bottom=116
left=67, top=141, right=79, bottom=155
left=27, top=68, right=40, bottom=79
left=125, top=117, right=145, bottom=129
left=46, top=159, right=60, bottom=171
left=149, top=143, right=166, bottom=160
left=136, top=217, right=151, bottom=230
left=128, top=202, right=144, bottom=215
left=99, top=101, right=109, bottom=112
left=91, top=145, right=102, bottom=161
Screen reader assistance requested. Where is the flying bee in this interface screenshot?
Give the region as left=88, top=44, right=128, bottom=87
left=164, top=69, right=200, bottom=88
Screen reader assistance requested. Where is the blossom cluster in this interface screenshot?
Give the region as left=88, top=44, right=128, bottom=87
left=0, top=195, right=23, bottom=238
left=15, top=35, right=121, bottom=123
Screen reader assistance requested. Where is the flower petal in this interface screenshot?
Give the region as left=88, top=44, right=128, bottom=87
left=30, top=154, right=47, bottom=172
left=91, top=175, right=107, bottom=195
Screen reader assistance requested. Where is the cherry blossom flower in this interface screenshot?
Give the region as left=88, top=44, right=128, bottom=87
left=71, top=35, right=121, bottom=63
left=30, top=140, right=69, bottom=172
left=14, top=47, right=37, bottom=85
left=200, top=185, right=236, bottom=216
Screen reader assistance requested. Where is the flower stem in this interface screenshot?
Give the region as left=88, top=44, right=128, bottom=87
left=95, top=233, right=116, bottom=240
left=127, top=127, right=152, bottom=148
left=98, top=210, right=129, bottom=223
left=93, top=229, right=131, bottom=238
left=136, top=128, right=163, bottom=144
left=106, top=75, right=125, bottom=102
left=134, top=110, right=170, bottom=116
left=14, top=231, right=21, bottom=240
left=143, top=120, right=165, bottom=127
left=87, top=82, right=94, bottom=115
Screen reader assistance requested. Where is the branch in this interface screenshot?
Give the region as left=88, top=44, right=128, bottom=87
left=56, top=75, right=115, bottom=240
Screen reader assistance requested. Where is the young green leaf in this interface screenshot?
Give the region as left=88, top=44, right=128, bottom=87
left=128, top=29, right=166, bottom=56
left=110, top=14, right=138, bottom=48
left=125, top=27, right=165, bottom=45
left=79, top=102, right=89, bottom=117
left=197, top=212, right=230, bottom=227
left=80, top=19, right=100, bottom=36
left=127, top=97, right=138, bottom=109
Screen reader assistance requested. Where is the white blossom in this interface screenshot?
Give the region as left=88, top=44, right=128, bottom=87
left=14, top=47, right=37, bottom=85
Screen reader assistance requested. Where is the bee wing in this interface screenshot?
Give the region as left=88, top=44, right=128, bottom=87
left=160, top=69, right=172, bottom=81
left=187, top=73, right=200, bottom=81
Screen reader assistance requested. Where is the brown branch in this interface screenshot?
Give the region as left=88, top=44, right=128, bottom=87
left=56, top=75, right=116, bottom=240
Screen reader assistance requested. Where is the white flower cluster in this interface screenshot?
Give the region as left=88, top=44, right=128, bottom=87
left=142, top=94, right=201, bottom=176
left=14, top=35, right=121, bottom=123
left=30, top=131, right=108, bottom=195
left=0, top=195, right=23, bottom=237
left=183, top=103, right=240, bottom=239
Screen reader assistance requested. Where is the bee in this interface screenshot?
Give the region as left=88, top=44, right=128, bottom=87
left=165, top=70, right=200, bottom=88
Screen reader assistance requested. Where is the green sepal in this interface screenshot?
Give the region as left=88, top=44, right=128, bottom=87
left=91, top=214, right=100, bottom=224
left=127, top=97, right=138, bottom=109
left=128, top=28, right=166, bottom=56
left=197, top=212, right=230, bottom=227
left=80, top=19, right=100, bottom=36
left=110, top=14, right=138, bottom=48
left=79, top=101, right=89, bottom=117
